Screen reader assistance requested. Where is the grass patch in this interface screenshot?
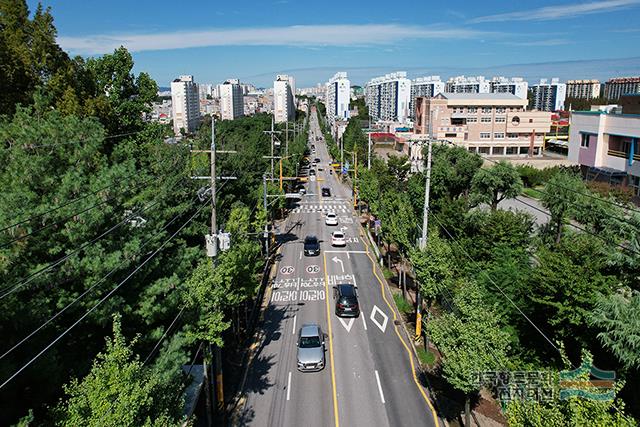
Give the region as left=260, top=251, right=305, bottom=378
left=416, top=347, right=436, bottom=366
left=522, top=187, right=543, bottom=199
left=383, top=267, right=394, bottom=280
left=393, top=293, right=412, bottom=314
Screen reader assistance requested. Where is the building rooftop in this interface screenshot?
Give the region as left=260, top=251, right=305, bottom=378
left=436, top=92, right=521, bottom=100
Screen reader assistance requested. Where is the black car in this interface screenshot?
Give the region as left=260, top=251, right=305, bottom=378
left=321, top=187, right=331, bottom=197
left=333, top=284, right=359, bottom=317
left=314, top=158, right=321, bottom=163
left=303, top=235, right=320, bottom=256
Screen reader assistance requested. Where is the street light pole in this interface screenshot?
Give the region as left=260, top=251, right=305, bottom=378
left=368, top=132, right=372, bottom=170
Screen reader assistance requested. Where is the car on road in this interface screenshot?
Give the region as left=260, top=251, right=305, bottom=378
left=297, top=324, right=325, bottom=372
left=331, top=231, right=346, bottom=247
left=333, top=284, right=360, bottom=317
left=309, top=169, right=316, bottom=176
left=325, top=212, right=338, bottom=226
left=303, top=235, right=320, bottom=256
left=321, top=187, right=331, bottom=197
left=314, top=158, right=321, bottom=163
left=297, top=185, right=306, bottom=195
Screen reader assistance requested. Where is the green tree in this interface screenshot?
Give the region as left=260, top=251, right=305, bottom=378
left=430, top=144, right=483, bottom=201
left=589, top=289, right=640, bottom=370
left=428, top=280, right=510, bottom=426
left=56, top=316, right=183, bottom=426
left=470, top=161, right=523, bottom=210
left=409, top=234, right=454, bottom=303
left=386, top=154, right=411, bottom=184
left=541, top=171, right=586, bottom=244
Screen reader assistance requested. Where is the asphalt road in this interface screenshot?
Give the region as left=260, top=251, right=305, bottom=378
left=239, top=109, right=440, bottom=427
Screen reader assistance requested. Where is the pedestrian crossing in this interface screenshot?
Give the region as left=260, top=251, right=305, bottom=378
left=292, top=200, right=350, bottom=214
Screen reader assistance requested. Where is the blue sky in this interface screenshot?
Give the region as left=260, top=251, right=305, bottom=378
left=29, top=0, right=640, bottom=88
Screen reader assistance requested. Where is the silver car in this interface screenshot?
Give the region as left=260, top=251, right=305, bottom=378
left=296, top=324, right=325, bottom=372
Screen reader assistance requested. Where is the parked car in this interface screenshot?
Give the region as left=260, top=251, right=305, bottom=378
left=325, top=212, right=338, bottom=226
left=333, top=284, right=360, bottom=317
left=304, top=235, right=320, bottom=256
left=296, top=324, right=325, bottom=372
left=331, top=231, right=346, bottom=247
left=321, top=187, right=331, bottom=197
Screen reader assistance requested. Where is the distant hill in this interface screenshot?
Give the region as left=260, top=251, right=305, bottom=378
left=159, top=86, right=171, bottom=92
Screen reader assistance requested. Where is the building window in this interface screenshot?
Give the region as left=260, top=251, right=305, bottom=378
left=495, top=117, right=506, bottom=123
left=482, top=107, right=492, bottom=114
left=492, top=147, right=504, bottom=155
left=506, top=147, right=518, bottom=155
left=508, top=133, right=518, bottom=139
left=480, top=132, right=491, bottom=139
left=580, top=133, right=590, bottom=148
left=494, top=132, right=505, bottom=139
left=481, top=117, right=492, bottom=123
left=468, top=107, right=477, bottom=114
left=479, top=147, right=490, bottom=154
left=496, top=107, right=506, bottom=114
left=511, top=116, right=520, bottom=126
left=467, top=117, right=477, bottom=123
left=445, top=133, right=457, bottom=137
left=519, top=147, right=529, bottom=155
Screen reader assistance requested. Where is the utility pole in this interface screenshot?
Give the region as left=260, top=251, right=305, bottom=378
left=263, top=174, right=269, bottom=256
left=285, top=121, right=289, bottom=157
left=415, top=138, right=433, bottom=344
left=264, top=117, right=282, bottom=179
left=367, top=132, right=372, bottom=170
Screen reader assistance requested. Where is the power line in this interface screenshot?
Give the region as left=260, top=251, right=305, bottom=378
left=5, top=129, right=156, bottom=151
left=0, top=200, right=209, bottom=390
left=427, top=208, right=563, bottom=356
left=142, top=307, right=186, bottom=366
left=0, top=196, right=200, bottom=361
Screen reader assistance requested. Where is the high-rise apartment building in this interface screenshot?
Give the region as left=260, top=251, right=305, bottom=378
left=171, top=75, right=200, bottom=135
left=414, top=93, right=552, bottom=157
left=326, top=72, right=350, bottom=124
left=445, top=76, right=491, bottom=94
left=409, top=76, right=445, bottom=119
left=219, top=79, right=244, bottom=121
left=491, top=77, right=528, bottom=99
left=274, top=74, right=296, bottom=123
left=604, top=76, right=640, bottom=100
left=530, top=78, right=566, bottom=111
left=566, top=80, right=601, bottom=100
left=365, top=72, right=411, bottom=123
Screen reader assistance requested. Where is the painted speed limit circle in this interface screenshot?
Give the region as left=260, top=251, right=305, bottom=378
left=280, top=266, right=295, bottom=275
left=306, top=265, right=320, bottom=274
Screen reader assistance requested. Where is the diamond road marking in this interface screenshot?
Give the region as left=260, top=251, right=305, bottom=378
left=337, top=317, right=355, bottom=332
left=370, top=305, right=388, bottom=333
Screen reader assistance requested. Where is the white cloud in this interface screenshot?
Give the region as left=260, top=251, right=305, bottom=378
left=57, top=24, right=497, bottom=54
left=469, top=0, right=640, bottom=23
left=503, top=39, right=572, bottom=46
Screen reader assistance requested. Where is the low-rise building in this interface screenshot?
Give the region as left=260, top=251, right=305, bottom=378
left=414, top=93, right=552, bottom=157
left=568, top=107, right=640, bottom=195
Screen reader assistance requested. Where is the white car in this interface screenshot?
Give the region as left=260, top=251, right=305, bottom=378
left=331, top=231, right=346, bottom=247
left=325, top=212, right=338, bottom=226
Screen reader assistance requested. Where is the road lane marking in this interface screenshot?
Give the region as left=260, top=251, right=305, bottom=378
left=322, top=253, right=340, bottom=427
left=287, top=371, right=292, bottom=401
left=331, top=256, right=344, bottom=272
left=337, top=317, right=355, bottom=332
left=370, top=305, right=389, bottom=333
left=299, top=251, right=302, bottom=260
left=360, top=304, right=368, bottom=330
left=374, top=370, right=386, bottom=404
left=362, top=229, right=440, bottom=427
left=292, top=315, right=296, bottom=335
left=324, top=250, right=368, bottom=254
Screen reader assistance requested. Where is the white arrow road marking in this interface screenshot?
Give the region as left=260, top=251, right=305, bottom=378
left=360, top=304, right=368, bottom=330
left=292, top=315, right=296, bottom=335
left=337, top=317, right=355, bottom=332
left=331, top=256, right=344, bottom=273
left=287, top=371, right=292, bottom=401
left=375, top=370, right=386, bottom=404
left=340, top=226, right=348, bottom=232
left=370, top=305, right=389, bottom=333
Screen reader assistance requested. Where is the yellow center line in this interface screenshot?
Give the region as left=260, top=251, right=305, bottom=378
left=323, top=253, right=340, bottom=427
left=361, top=225, right=440, bottom=427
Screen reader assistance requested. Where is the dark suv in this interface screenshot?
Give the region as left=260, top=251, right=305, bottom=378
left=321, top=187, right=331, bottom=197
left=333, top=284, right=359, bottom=317
left=303, top=235, right=320, bottom=256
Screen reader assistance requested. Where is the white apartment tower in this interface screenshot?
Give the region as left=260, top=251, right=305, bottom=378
left=220, top=79, right=244, bottom=120
left=171, top=75, right=200, bottom=135
left=566, top=80, right=601, bottom=100
left=274, top=74, right=296, bottom=123
left=531, top=78, right=567, bottom=111
left=409, top=76, right=445, bottom=119
left=326, top=72, right=350, bottom=124
left=446, top=76, right=491, bottom=94
left=365, top=72, right=411, bottom=124
left=491, top=77, right=528, bottom=99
